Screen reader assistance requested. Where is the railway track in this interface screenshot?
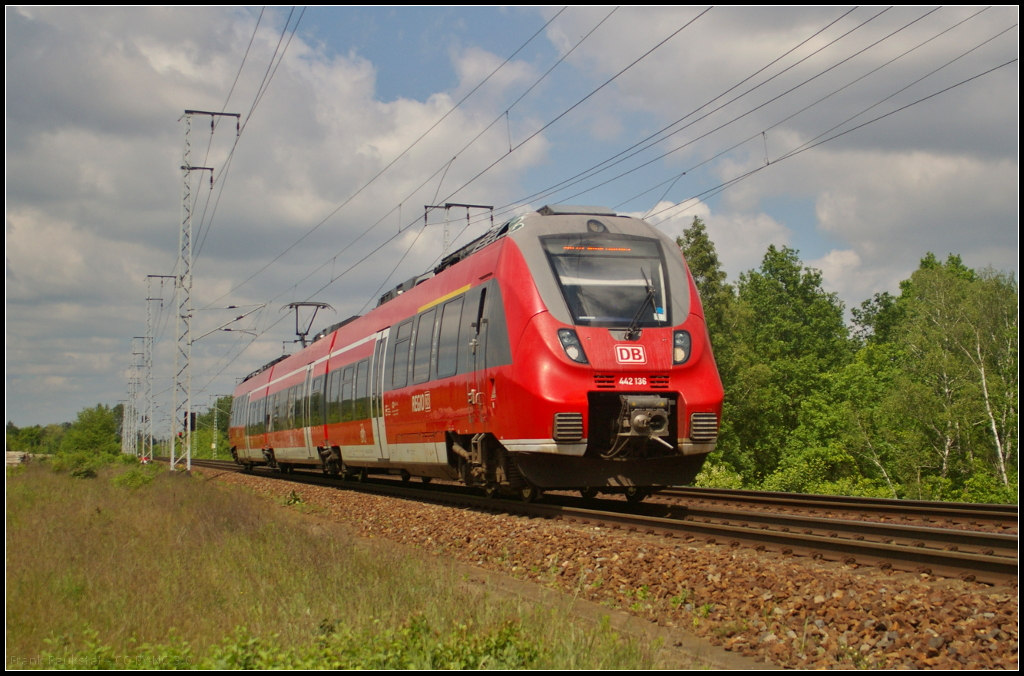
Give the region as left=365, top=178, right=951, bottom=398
left=655, top=486, right=1017, bottom=530
left=180, top=458, right=1017, bottom=586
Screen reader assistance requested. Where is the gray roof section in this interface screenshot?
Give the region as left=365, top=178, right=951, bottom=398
left=537, top=205, right=618, bottom=217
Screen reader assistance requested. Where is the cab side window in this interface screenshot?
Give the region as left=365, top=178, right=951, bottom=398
left=390, top=320, right=413, bottom=389
left=412, top=308, right=436, bottom=384
left=437, top=297, right=463, bottom=378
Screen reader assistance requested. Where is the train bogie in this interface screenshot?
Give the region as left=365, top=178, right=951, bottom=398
left=229, top=206, right=724, bottom=499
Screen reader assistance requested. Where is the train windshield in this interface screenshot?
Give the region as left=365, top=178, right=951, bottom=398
left=542, top=234, right=670, bottom=328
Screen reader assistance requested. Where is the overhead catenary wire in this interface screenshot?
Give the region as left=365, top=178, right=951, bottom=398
left=194, top=53, right=1018, bottom=396
left=612, top=13, right=1015, bottom=214
left=643, top=56, right=1020, bottom=227
left=276, top=5, right=710, bottom=308
left=193, top=7, right=305, bottom=264
left=412, top=9, right=1013, bottom=251
left=251, top=6, right=623, bottom=313
left=435, top=6, right=713, bottom=205
left=191, top=9, right=1015, bottom=396
left=508, top=6, right=864, bottom=215
left=500, top=5, right=918, bottom=219
left=360, top=6, right=913, bottom=237
left=357, top=222, right=432, bottom=315
left=201, top=8, right=569, bottom=309
left=449, top=5, right=993, bottom=229
left=225, top=4, right=984, bottom=317
left=219, top=4, right=699, bottom=324
left=192, top=6, right=267, bottom=242
left=376, top=5, right=885, bottom=235
left=191, top=7, right=920, bottom=377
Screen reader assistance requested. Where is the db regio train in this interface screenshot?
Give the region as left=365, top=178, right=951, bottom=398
left=228, top=205, right=724, bottom=502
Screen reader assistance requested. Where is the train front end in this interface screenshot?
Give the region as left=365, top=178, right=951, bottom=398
left=495, top=206, right=723, bottom=492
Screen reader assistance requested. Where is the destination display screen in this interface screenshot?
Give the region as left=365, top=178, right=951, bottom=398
left=542, top=235, right=669, bottom=329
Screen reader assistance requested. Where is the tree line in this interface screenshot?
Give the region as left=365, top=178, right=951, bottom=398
left=6, top=396, right=233, bottom=461
left=679, top=216, right=1017, bottom=503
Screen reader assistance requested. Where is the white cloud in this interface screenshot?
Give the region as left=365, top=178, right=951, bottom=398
left=631, top=200, right=792, bottom=279
left=5, top=7, right=559, bottom=425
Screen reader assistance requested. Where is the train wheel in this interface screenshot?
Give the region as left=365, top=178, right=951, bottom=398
left=400, top=470, right=411, bottom=483
left=244, top=463, right=254, bottom=473
left=421, top=476, right=432, bottom=485
left=357, top=468, right=368, bottom=483
left=625, top=487, right=647, bottom=504
left=579, top=486, right=598, bottom=500
left=520, top=484, right=543, bottom=503
left=483, top=482, right=500, bottom=499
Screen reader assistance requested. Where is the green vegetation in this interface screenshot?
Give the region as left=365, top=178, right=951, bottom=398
left=6, top=421, right=69, bottom=455
left=6, top=463, right=657, bottom=669
left=188, top=395, right=233, bottom=461
left=680, top=217, right=1018, bottom=503
left=7, top=404, right=121, bottom=457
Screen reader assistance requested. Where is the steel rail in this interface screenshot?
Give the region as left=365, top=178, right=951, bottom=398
left=657, top=486, right=1017, bottom=525
left=550, top=496, right=1018, bottom=557
left=181, top=459, right=1017, bottom=586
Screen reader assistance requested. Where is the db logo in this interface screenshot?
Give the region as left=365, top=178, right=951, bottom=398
left=615, top=344, right=647, bottom=364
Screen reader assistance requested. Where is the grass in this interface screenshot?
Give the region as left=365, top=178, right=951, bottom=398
left=6, top=461, right=657, bottom=669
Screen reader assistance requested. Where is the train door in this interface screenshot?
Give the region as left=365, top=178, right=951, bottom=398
left=301, top=365, right=315, bottom=459
left=369, top=328, right=391, bottom=460
left=468, top=285, right=490, bottom=426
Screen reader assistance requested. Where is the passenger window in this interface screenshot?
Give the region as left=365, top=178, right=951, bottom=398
left=327, top=370, right=343, bottom=424
left=342, top=366, right=355, bottom=421
left=437, top=297, right=463, bottom=378
left=270, top=392, right=281, bottom=431
left=355, top=360, right=369, bottom=419
left=291, top=385, right=303, bottom=427
left=285, top=387, right=293, bottom=429
left=309, top=376, right=324, bottom=426
left=412, top=309, right=436, bottom=384
left=391, top=321, right=413, bottom=389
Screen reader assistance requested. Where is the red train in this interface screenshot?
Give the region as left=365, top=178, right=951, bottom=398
left=228, top=205, right=723, bottom=502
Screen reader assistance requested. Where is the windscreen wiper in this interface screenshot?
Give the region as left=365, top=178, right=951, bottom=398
left=624, top=269, right=655, bottom=341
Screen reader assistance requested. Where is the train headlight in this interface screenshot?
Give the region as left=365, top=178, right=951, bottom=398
left=673, top=330, right=691, bottom=364
left=557, top=329, right=588, bottom=364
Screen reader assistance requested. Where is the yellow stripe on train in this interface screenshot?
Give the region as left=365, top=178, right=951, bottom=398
left=417, top=283, right=472, bottom=313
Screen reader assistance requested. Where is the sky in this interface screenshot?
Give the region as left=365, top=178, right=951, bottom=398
left=6, top=6, right=1019, bottom=428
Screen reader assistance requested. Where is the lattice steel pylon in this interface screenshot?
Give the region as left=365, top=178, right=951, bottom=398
left=146, top=275, right=173, bottom=461
left=131, top=337, right=144, bottom=455
left=171, top=109, right=238, bottom=472
left=122, top=337, right=143, bottom=456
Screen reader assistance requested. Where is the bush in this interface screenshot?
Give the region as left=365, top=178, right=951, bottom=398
left=111, top=467, right=157, bottom=490
left=51, top=452, right=107, bottom=478
left=693, top=461, right=744, bottom=489
left=960, top=468, right=1017, bottom=505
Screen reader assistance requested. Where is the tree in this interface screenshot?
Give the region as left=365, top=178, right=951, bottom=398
left=676, top=216, right=734, bottom=339
left=892, top=257, right=1016, bottom=493
left=60, top=404, right=121, bottom=456
left=851, top=291, right=902, bottom=345
left=719, top=246, right=852, bottom=481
